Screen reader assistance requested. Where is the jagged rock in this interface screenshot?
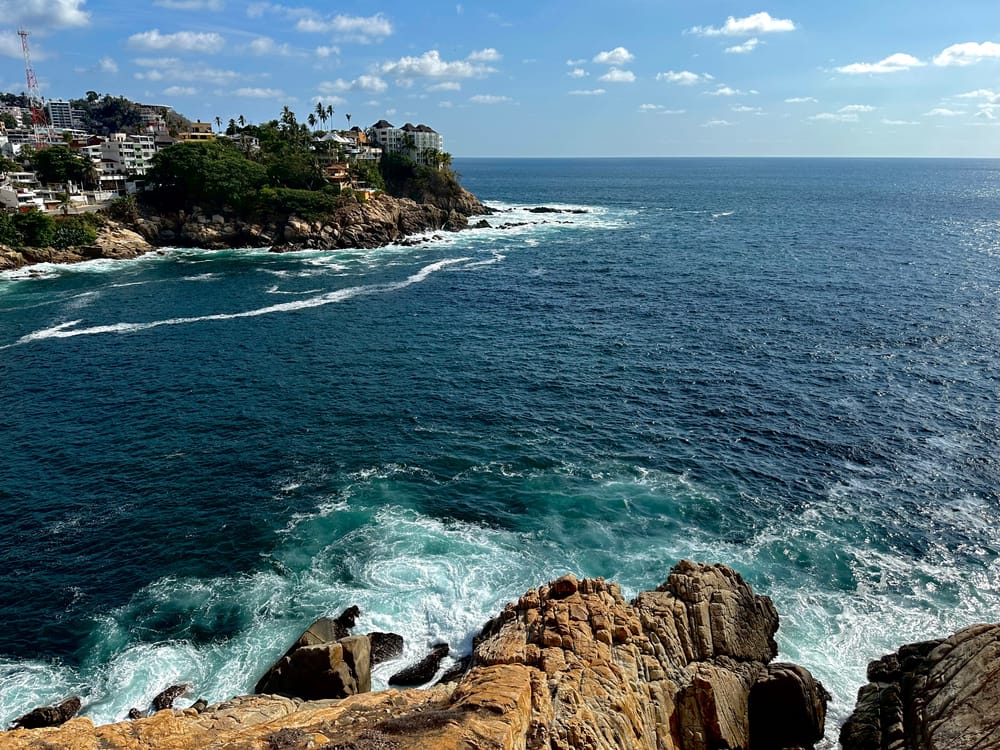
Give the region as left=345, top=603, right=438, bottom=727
left=369, top=632, right=404, bottom=666
left=388, top=643, right=450, bottom=686
left=4, top=562, right=828, bottom=750
left=152, top=684, right=191, bottom=712
left=9, top=697, right=81, bottom=730
left=256, top=635, right=371, bottom=700
left=437, top=654, right=472, bottom=685
left=840, top=623, right=1000, bottom=750
left=750, top=662, right=829, bottom=749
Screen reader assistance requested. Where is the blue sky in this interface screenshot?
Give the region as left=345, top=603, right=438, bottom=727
left=1, top=0, right=999, bottom=156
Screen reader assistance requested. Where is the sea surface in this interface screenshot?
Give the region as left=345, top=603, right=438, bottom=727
left=2, top=158, right=999, bottom=742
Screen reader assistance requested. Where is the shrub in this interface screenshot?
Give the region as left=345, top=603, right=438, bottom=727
left=105, top=195, right=139, bottom=224
left=52, top=216, right=99, bottom=248
left=12, top=209, right=56, bottom=247
left=257, top=186, right=336, bottom=220
left=0, top=210, right=22, bottom=246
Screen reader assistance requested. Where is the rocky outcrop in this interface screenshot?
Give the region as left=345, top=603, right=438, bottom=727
left=132, top=190, right=489, bottom=253
left=388, top=643, right=450, bottom=686
left=8, top=697, right=81, bottom=730
left=0, top=221, right=153, bottom=271
left=1, top=561, right=828, bottom=750
left=840, top=623, right=1000, bottom=750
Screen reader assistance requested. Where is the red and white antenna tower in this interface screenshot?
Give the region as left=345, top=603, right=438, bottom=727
left=18, top=28, right=49, bottom=142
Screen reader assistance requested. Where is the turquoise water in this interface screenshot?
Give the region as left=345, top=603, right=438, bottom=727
left=2, top=158, right=999, bottom=740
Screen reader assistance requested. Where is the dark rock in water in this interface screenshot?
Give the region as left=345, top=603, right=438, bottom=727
left=190, top=698, right=208, bottom=713
left=369, top=632, right=404, bottom=667
left=127, top=707, right=144, bottom=720
left=528, top=206, right=560, bottom=213
left=436, top=654, right=471, bottom=685
left=471, top=219, right=491, bottom=229
left=256, top=635, right=371, bottom=700
left=152, top=684, right=191, bottom=711
left=841, top=623, right=1000, bottom=750
left=335, top=605, right=361, bottom=633
left=388, top=643, right=449, bottom=686
left=10, top=697, right=82, bottom=729
left=749, top=662, right=829, bottom=750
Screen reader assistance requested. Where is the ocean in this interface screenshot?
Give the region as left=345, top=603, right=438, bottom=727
left=2, top=158, right=999, bottom=742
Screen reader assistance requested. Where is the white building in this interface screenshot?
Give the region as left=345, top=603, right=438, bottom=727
left=100, top=133, right=156, bottom=176
left=367, top=120, right=443, bottom=165
left=0, top=171, right=46, bottom=211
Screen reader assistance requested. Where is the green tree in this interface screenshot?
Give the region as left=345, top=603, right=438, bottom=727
left=0, top=210, right=23, bottom=247
left=0, top=112, right=16, bottom=129
left=12, top=209, right=56, bottom=247
left=32, top=145, right=93, bottom=187
left=145, top=140, right=267, bottom=212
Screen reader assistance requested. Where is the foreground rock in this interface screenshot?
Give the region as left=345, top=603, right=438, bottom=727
left=8, top=698, right=81, bottom=730
left=840, top=622, right=1000, bottom=750
left=0, top=221, right=153, bottom=272
left=1, top=561, right=827, bottom=749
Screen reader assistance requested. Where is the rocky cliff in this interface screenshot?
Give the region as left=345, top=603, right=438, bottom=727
left=0, top=220, right=153, bottom=272
left=0, top=186, right=489, bottom=271
left=840, top=623, right=1000, bottom=750
left=0, top=561, right=829, bottom=750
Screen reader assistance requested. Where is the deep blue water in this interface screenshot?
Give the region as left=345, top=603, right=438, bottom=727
left=2, top=158, right=999, bottom=739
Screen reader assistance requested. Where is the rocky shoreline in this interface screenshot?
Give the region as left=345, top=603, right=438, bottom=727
left=0, top=186, right=490, bottom=272
left=3, top=560, right=996, bottom=749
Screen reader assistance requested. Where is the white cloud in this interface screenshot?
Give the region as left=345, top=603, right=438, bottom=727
left=599, top=68, right=635, bottom=83
left=839, top=104, right=875, bottom=113
left=98, top=56, right=118, bottom=73
left=924, top=107, right=964, bottom=116
left=427, top=81, right=461, bottom=92
left=380, top=50, right=496, bottom=79
left=439, top=100, right=453, bottom=108
left=134, top=58, right=241, bottom=85
left=593, top=47, right=634, bottom=65
left=468, top=48, right=501, bottom=62
left=689, top=12, right=795, bottom=37
left=640, top=104, right=685, bottom=114
left=295, top=13, right=392, bottom=43
left=318, top=75, right=387, bottom=94
left=569, top=89, right=606, bottom=96
left=234, top=87, right=284, bottom=98
left=732, top=104, right=763, bottom=113
left=315, top=45, right=339, bottom=58
left=566, top=58, right=587, bottom=66
left=707, top=85, right=755, bottom=96
left=134, top=56, right=180, bottom=67
left=702, top=119, right=733, bottom=127
left=785, top=96, right=817, bottom=103
left=164, top=85, right=197, bottom=95
left=933, top=41, right=1000, bottom=67
left=248, top=36, right=292, bottom=56
left=154, top=0, right=223, bottom=9
left=809, top=112, right=858, bottom=122
left=836, top=53, right=924, bottom=74
left=568, top=68, right=588, bottom=78
left=0, top=0, right=90, bottom=28
left=470, top=94, right=511, bottom=104
left=128, top=30, right=225, bottom=54
left=725, top=38, right=760, bottom=54
left=656, top=70, right=710, bottom=85
left=881, top=119, right=919, bottom=126
left=956, top=89, right=1000, bottom=102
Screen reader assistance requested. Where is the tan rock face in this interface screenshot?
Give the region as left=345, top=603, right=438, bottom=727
left=1, top=562, right=826, bottom=750
left=841, top=623, right=1000, bottom=750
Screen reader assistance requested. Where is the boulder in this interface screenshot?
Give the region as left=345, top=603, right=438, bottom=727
left=368, top=632, right=404, bottom=666
left=841, top=623, right=1000, bottom=750
left=9, top=697, right=81, bottom=730
left=750, top=663, right=829, bottom=749
left=388, top=643, right=450, bottom=686
left=256, top=635, right=371, bottom=700
left=152, top=684, right=191, bottom=712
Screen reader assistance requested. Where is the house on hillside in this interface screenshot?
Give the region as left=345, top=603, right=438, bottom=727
left=366, top=120, right=444, bottom=167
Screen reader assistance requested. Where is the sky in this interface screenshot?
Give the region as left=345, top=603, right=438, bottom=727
left=1, top=0, right=999, bottom=157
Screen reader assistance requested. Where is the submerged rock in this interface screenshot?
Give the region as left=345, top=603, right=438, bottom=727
left=9, top=697, right=81, bottom=730
left=369, top=631, right=404, bottom=666
left=388, top=643, right=450, bottom=686
left=152, top=684, right=191, bottom=712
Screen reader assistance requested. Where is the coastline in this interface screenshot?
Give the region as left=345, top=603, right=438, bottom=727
left=0, top=186, right=490, bottom=273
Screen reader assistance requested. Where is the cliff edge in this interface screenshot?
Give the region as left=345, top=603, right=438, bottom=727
left=0, top=561, right=829, bottom=750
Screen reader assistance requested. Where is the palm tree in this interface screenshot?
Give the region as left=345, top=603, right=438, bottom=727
left=308, top=113, right=317, bottom=129
left=316, top=101, right=327, bottom=128
left=326, top=104, right=334, bottom=127
left=238, top=114, right=246, bottom=128
left=214, top=116, right=222, bottom=132
left=345, top=113, right=351, bottom=129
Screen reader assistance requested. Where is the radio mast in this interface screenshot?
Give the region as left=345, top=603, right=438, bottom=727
left=18, top=28, right=49, bottom=144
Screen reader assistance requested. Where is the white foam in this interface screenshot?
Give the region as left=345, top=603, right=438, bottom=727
left=7, top=257, right=470, bottom=348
